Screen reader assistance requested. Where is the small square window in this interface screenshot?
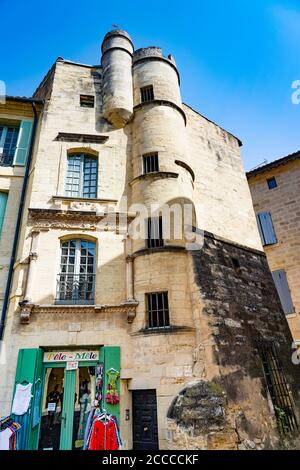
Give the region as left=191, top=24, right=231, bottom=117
left=143, top=153, right=159, bottom=174
left=80, top=95, right=95, bottom=108
left=267, top=177, right=277, bottom=190
left=141, top=85, right=154, bottom=103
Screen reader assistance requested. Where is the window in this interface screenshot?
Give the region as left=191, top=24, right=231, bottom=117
left=65, top=154, right=97, bottom=198
left=0, top=125, right=19, bottom=166
left=147, top=216, right=164, bottom=248
left=0, top=191, right=8, bottom=237
left=80, top=95, right=95, bottom=108
left=267, top=177, right=277, bottom=190
left=258, top=341, right=297, bottom=434
left=256, top=212, right=277, bottom=246
left=143, top=153, right=159, bottom=174
left=147, top=292, right=170, bottom=328
left=231, top=257, right=241, bottom=274
left=272, top=270, right=294, bottom=315
left=56, top=239, right=95, bottom=304
left=140, top=85, right=154, bottom=103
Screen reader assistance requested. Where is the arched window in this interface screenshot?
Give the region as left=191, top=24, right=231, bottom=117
left=65, top=154, right=98, bottom=198
left=56, top=239, right=96, bottom=304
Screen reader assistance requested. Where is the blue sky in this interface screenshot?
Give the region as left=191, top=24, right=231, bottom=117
left=1, top=0, right=299, bottom=170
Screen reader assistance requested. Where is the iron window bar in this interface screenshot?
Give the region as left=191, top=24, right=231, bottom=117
left=140, top=85, right=154, bottom=103
left=147, top=217, right=164, bottom=248
left=55, top=273, right=95, bottom=305
left=147, top=292, right=170, bottom=329
left=143, top=153, right=159, bottom=174
left=258, top=341, right=298, bottom=435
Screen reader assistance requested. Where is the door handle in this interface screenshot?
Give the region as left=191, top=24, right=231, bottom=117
left=143, top=426, right=149, bottom=432
left=61, top=414, right=66, bottom=428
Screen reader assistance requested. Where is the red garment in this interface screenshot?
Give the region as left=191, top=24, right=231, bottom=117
left=88, top=419, right=118, bottom=450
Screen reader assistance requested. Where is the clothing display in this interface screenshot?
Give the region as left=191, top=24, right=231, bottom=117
left=11, top=383, right=33, bottom=416
left=95, top=364, right=104, bottom=402
left=83, top=409, right=121, bottom=450
left=105, top=368, right=119, bottom=405
left=0, top=416, right=21, bottom=450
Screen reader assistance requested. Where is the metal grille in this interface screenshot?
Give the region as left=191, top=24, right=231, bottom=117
left=147, top=217, right=164, bottom=248
left=56, top=273, right=95, bottom=304
left=140, top=85, right=154, bottom=103
left=65, top=154, right=97, bottom=198
left=56, top=239, right=95, bottom=304
left=147, top=292, right=170, bottom=329
left=258, top=341, right=298, bottom=435
left=143, top=153, right=159, bottom=174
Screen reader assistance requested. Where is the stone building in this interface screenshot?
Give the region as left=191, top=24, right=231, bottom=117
left=247, top=151, right=300, bottom=343
left=1, top=30, right=300, bottom=450
left=0, top=96, right=42, bottom=331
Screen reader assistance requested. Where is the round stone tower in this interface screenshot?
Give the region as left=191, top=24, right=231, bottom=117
left=101, top=29, right=134, bottom=128
left=131, top=47, right=195, bottom=252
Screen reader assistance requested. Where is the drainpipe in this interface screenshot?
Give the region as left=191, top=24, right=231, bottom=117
left=0, top=100, right=41, bottom=340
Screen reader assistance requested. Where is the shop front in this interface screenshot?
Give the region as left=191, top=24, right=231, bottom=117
left=6, top=346, right=121, bottom=450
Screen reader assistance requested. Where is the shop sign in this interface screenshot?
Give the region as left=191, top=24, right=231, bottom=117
left=44, top=350, right=99, bottom=363
left=66, top=361, right=78, bottom=371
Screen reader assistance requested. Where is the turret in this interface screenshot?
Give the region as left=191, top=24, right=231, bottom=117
left=101, top=29, right=134, bottom=128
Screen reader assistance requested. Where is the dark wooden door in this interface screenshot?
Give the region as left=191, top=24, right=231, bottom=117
left=132, top=389, right=159, bottom=450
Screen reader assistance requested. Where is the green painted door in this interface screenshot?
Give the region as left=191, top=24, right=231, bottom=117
left=59, top=369, right=76, bottom=450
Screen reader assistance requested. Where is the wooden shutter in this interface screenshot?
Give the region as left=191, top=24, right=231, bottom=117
left=272, top=270, right=294, bottom=315
left=13, top=120, right=33, bottom=166
left=11, top=348, right=43, bottom=449
left=0, top=191, right=8, bottom=236
left=257, top=212, right=277, bottom=245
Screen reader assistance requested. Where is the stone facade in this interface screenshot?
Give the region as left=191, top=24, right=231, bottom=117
left=1, top=30, right=300, bottom=450
left=247, top=154, right=300, bottom=341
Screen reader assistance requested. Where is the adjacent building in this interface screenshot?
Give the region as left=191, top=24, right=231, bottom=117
left=1, top=30, right=300, bottom=451
left=247, top=151, right=300, bottom=342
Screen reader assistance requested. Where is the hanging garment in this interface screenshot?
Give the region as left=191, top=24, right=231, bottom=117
left=105, top=369, right=119, bottom=405
left=11, top=383, right=32, bottom=415
left=88, top=419, right=119, bottom=450
left=0, top=427, right=13, bottom=450
left=13, top=413, right=29, bottom=450
left=0, top=418, right=21, bottom=451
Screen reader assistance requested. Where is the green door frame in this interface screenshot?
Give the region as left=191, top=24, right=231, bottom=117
left=41, top=361, right=98, bottom=450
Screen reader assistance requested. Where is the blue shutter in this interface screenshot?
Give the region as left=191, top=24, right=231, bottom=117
left=272, top=270, right=294, bottom=315
left=13, top=120, right=33, bottom=166
left=0, top=191, right=8, bottom=237
left=257, top=212, right=277, bottom=245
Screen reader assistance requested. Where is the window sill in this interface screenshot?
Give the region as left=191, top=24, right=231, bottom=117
left=52, top=195, right=118, bottom=203
left=133, top=325, right=195, bottom=336
left=129, top=171, right=178, bottom=186
left=54, top=300, right=95, bottom=306
left=285, top=313, right=297, bottom=319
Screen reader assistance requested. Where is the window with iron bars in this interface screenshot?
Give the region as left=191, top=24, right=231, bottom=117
left=147, top=292, right=170, bottom=329
left=143, top=153, right=159, bottom=174
left=0, top=125, right=19, bottom=166
left=140, top=85, right=154, bottom=103
left=56, top=239, right=95, bottom=305
left=80, top=95, right=95, bottom=108
left=147, top=216, right=164, bottom=248
left=258, top=341, right=298, bottom=435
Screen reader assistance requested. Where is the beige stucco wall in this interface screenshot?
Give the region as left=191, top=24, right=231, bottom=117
left=248, top=159, right=300, bottom=340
